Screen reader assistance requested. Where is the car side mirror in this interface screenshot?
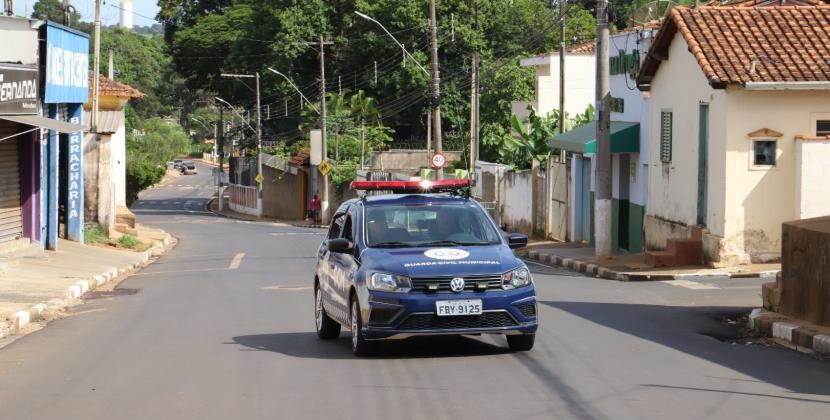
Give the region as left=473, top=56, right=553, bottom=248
left=327, top=238, right=353, bottom=253
left=507, top=234, right=528, bottom=249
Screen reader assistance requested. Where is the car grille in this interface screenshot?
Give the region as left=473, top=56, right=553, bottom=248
left=410, top=275, right=503, bottom=293
left=396, top=311, right=518, bottom=330
left=515, top=303, right=536, bottom=318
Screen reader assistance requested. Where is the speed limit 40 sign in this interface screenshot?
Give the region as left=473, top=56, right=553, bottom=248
left=431, top=152, right=446, bottom=169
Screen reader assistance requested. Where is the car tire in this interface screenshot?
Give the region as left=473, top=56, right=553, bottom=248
left=350, top=298, right=375, bottom=357
left=506, top=334, right=535, bottom=351
left=315, top=285, right=340, bottom=339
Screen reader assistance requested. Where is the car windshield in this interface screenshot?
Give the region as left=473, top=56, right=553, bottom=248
left=365, top=202, right=502, bottom=248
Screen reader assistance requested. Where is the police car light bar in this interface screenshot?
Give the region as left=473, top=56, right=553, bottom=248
left=350, top=179, right=470, bottom=193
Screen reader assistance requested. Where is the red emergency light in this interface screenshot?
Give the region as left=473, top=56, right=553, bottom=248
left=350, top=179, right=470, bottom=194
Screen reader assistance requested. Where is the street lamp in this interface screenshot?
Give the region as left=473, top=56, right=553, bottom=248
left=215, top=95, right=263, bottom=216
left=266, top=67, right=319, bottom=113
left=266, top=67, right=327, bottom=223
left=356, top=10, right=441, bottom=178
left=355, top=11, right=429, bottom=76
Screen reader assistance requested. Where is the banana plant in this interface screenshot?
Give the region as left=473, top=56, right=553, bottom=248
left=506, top=107, right=560, bottom=167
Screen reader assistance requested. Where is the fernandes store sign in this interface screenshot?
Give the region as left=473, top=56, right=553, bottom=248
left=0, top=65, right=38, bottom=115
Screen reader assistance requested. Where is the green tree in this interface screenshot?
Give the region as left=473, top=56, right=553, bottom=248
left=31, top=0, right=80, bottom=24
left=98, top=28, right=180, bottom=121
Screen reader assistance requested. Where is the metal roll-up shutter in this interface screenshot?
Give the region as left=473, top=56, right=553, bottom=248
left=0, top=123, right=23, bottom=244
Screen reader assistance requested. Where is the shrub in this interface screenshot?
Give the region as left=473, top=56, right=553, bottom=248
left=117, top=234, right=141, bottom=249
left=84, top=224, right=109, bottom=245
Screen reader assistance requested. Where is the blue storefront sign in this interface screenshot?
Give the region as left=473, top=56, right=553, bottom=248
left=41, top=22, right=89, bottom=247
left=43, top=22, right=89, bottom=104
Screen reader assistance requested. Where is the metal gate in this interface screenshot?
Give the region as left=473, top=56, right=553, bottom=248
left=548, top=159, right=568, bottom=241
left=0, top=123, right=23, bottom=244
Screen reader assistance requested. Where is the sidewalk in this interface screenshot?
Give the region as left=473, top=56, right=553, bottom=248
left=520, top=242, right=780, bottom=281
left=749, top=308, right=830, bottom=357
left=0, top=227, right=175, bottom=344
left=206, top=194, right=327, bottom=229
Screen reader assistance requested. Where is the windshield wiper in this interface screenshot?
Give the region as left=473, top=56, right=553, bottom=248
left=418, top=240, right=495, bottom=247
left=370, top=241, right=412, bottom=248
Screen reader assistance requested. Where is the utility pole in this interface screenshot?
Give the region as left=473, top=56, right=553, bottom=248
left=91, top=0, right=102, bottom=132
left=558, top=0, right=566, bottom=136
left=218, top=106, right=224, bottom=175
left=595, top=0, right=612, bottom=259
left=319, top=35, right=331, bottom=225
left=4, top=1, right=11, bottom=16
left=63, top=0, right=70, bottom=25
left=255, top=72, right=262, bottom=215
left=429, top=0, right=443, bottom=180
left=469, top=52, right=479, bottom=176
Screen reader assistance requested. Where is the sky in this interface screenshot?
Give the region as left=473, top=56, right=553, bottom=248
left=15, top=1, right=161, bottom=27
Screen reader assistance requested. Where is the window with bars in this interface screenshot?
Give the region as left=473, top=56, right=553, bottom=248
left=817, top=120, right=830, bottom=136
left=660, top=111, right=673, bottom=163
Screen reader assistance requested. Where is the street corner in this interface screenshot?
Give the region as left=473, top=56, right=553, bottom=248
left=749, top=308, right=830, bottom=357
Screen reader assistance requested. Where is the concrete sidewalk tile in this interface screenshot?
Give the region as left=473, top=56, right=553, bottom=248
left=813, top=335, right=830, bottom=355
left=771, top=322, right=799, bottom=342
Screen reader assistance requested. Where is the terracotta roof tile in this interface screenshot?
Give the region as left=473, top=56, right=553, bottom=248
left=289, top=150, right=310, bottom=168
left=638, top=5, right=830, bottom=87
left=89, top=75, right=145, bottom=99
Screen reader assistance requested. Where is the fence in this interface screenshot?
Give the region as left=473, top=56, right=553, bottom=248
left=228, top=184, right=259, bottom=216
left=229, top=156, right=259, bottom=186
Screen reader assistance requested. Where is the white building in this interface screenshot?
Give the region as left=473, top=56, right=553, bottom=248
left=637, top=5, right=830, bottom=266
left=519, top=41, right=596, bottom=119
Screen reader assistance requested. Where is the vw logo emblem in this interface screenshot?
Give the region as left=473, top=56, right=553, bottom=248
left=450, top=277, right=465, bottom=293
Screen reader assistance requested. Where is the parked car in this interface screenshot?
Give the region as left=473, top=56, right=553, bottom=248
left=180, top=161, right=197, bottom=175
left=172, top=159, right=183, bottom=169
left=313, top=179, right=537, bottom=356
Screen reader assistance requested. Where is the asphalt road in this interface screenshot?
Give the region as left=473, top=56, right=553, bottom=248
left=0, top=162, right=828, bottom=420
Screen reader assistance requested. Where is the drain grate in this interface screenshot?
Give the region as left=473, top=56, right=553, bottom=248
left=83, top=288, right=140, bottom=299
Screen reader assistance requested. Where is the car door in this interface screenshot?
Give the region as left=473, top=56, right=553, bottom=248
left=320, top=212, right=346, bottom=322
left=328, top=211, right=360, bottom=324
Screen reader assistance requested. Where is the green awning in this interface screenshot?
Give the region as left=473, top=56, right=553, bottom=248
left=549, top=121, right=640, bottom=154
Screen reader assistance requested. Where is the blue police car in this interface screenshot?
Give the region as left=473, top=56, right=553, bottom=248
left=313, top=179, right=538, bottom=356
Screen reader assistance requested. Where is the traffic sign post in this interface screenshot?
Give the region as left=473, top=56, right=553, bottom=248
left=431, top=152, right=446, bottom=169
left=318, top=160, right=332, bottom=176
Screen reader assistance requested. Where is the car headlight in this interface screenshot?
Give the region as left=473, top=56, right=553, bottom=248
left=368, top=272, right=412, bottom=293
left=502, top=266, right=532, bottom=290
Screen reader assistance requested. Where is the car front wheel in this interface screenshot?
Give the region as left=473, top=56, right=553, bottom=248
left=350, top=298, right=375, bottom=356
left=315, top=285, right=340, bottom=339
left=506, top=334, right=535, bottom=351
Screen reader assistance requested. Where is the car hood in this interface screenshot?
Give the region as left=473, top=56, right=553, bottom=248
left=360, top=245, right=521, bottom=278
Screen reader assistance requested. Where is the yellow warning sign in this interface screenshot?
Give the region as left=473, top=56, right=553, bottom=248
left=318, top=160, right=332, bottom=176
left=255, top=173, right=264, bottom=183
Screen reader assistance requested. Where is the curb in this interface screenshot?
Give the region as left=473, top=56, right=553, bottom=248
left=522, top=250, right=779, bottom=281
left=205, top=196, right=327, bottom=229
left=1, top=231, right=177, bottom=340
left=749, top=308, right=830, bottom=356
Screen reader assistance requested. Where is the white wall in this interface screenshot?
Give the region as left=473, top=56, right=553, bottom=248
left=723, top=89, right=830, bottom=261
left=500, top=171, right=533, bottom=233
left=0, top=17, right=39, bottom=65
left=522, top=54, right=596, bottom=118
left=610, top=31, right=653, bottom=208
left=112, top=124, right=127, bottom=207
left=796, top=139, right=830, bottom=220
left=646, top=35, right=728, bottom=235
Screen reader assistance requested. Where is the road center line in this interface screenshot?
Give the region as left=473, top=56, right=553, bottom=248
left=229, top=253, right=246, bottom=270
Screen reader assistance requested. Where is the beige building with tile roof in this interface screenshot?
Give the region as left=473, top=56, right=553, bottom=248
left=636, top=5, right=830, bottom=266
